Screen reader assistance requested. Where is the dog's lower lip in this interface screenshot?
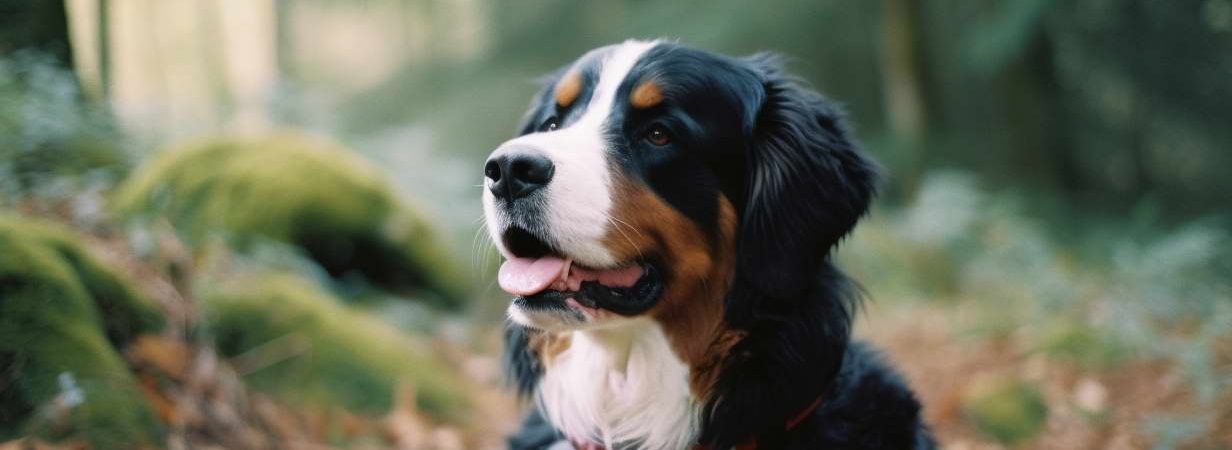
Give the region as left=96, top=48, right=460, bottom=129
left=513, top=262, right=663, bottom=317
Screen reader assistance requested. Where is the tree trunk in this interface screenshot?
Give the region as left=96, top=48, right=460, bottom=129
left=880, top=0, right=927, bottom=142
left=880, top=0, right=929, bottom=194
left=274, top=0, right=294, bottom=82
left=997, top=31, right=1080, bottom=194
left=98, top=0, right=111, bottom=99
left=0, top=0, right=76, bottom=68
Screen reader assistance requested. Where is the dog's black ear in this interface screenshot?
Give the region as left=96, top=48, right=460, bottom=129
left=736, top=54, right=880, bottom=304
left=702, top=55, right=877, bottom=448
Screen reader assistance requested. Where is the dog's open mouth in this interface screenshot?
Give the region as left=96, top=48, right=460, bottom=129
left=498, top=255, right=663, bottom=316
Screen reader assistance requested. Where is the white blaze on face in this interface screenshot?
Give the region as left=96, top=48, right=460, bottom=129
left=484, top=39, right=659, bottom=269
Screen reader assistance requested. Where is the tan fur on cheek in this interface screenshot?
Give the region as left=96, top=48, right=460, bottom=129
left=601, top=180, right=740, bottom=398
left=527, top=330, right=573, bottom=368
left=554, top=69, right=583, bottom=107
left=630, top=80, right=664, bottom=109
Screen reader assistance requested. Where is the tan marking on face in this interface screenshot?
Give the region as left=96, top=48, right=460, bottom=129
left=601, top=178, right=741, bottom=398
left=629, top=79, right=664, bottom=109
left=554, top=69, right=583, bottom=107
left=527, top=329, right=573, bottom=368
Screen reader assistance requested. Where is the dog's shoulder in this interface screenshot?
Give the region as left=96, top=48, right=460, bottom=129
left=784, top=341, right=936, bottom=450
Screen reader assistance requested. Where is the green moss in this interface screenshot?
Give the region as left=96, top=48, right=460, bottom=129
left=0, top=216, right=165, bottom=345
left=963, top=378, right=1049, bottom=446
left=0, top=214, right=162, bottom=449
left=201, top=273, right=471, bottom=423
left=1035, top=322, right=1127, bottom=369
left=111, top=132, right=465, bottom=308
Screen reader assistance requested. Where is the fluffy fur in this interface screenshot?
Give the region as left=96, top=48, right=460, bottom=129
left=537, top=320, right=700, bottom=450
left=486, top=40, right=936, bottom=450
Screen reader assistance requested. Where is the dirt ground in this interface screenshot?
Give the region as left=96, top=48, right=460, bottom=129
left=857, top=303, right=1231, bottom=450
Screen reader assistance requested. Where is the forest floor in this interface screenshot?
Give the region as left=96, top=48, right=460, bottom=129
left=859, top=304, right=1231, bottom=450
left=3, top=207, right=1228, bottom=450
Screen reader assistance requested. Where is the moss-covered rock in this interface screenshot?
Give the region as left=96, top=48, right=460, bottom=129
left=0, top=214, right=163, bottom=449
left=201, top=273, right=470, bottom=423
left=962, top=377, right=1048, bottom=446
left=111, top=132, right=464, bottom=308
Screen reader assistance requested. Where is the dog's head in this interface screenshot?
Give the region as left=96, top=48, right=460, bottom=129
left=484, top=39, right=877, bottom=334
left=486, top=39, right=881, bottom=449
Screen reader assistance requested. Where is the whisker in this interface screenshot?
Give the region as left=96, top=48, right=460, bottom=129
left=481, top=229, right=496, bottom=271
left=609, top=216, right=646, bottom=239
left=471, top=214, right=495, bottom=272
left=606, top=214, right=644, bottom=260
left=471, top=221, right=486, bottom=270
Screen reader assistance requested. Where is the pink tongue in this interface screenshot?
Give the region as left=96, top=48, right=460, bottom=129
left=498, top=256, right=567, bottom=296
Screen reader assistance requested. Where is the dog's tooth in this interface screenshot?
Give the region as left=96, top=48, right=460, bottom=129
left=559, top=258, right=573, bottom=283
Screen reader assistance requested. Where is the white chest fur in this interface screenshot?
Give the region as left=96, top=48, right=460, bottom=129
left=537, top=320, right=700, bottom=450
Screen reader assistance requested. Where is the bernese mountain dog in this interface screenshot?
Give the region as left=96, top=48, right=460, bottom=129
left=483, top=40, right=936, bottom=450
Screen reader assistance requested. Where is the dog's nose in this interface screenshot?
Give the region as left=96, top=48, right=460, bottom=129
left=484, top=150, right=554, bottom=200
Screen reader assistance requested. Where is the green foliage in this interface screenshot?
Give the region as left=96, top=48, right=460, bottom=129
left=1103, top=224, right=1232, bottom=405
left=842, top=172, right=1232, bottom=437
left=962, top=0, right=1055, bottom=74
left=201, top=272, right=471, bottom=423
left=341, top=1, right=885, bottom=164
left=1033, top=322, right=1126, bottom=369
left=0, top=214, right=162, bottom=449
left=963, top=378, right=1049, bottom=445
left=0, top=54, right=129, bottom=201
left=112, top=132, right=465, bottom=308
left=341, top=0, right=1232, bottom=215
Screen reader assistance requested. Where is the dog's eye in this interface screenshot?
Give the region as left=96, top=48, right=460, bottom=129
left=538, top=116, right=560, bottom=132
left=645, top=125, right=671, bottom=146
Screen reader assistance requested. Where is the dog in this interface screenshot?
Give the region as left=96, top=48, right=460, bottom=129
left=483, top=39, right=935, bottom=450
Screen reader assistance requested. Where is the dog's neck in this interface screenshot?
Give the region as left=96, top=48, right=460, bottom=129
left=538, top=320, right=702, bottom=450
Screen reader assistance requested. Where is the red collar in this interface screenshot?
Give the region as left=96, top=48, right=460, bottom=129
left=785, top=394, right=826, bottom=431
left=705, top=394, right=825, bottom=450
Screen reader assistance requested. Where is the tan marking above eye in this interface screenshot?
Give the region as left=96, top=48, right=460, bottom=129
left=554, top=69, right=583, bottom=107
left=630, top=80, right=664, bottom=109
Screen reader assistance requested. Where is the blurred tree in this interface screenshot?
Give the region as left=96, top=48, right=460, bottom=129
left=0, top=0, right=74, bottom=69
left=97, top=0, right=110, bottom=99
left=1048, top=0, right=1232, bottom=214
left=70, top=0, right=1228, bottom=219
left=880, top=0, right=931, bottom=193
left=0, top=0, right=132, bottom=201
left=958, top=0, right=1080, bottom=192
left=196, top=0, right=235, bottom=122
left=881, top=0, right=928, bottom=141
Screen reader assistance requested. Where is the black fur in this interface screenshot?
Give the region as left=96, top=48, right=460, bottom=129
left=734, top=53, right=881, bottom=303
left=501, top=42, right=934, bottom=450
left=697, top=54, right=904, bottom=449
left=503, top=323, right=542, bottom=398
